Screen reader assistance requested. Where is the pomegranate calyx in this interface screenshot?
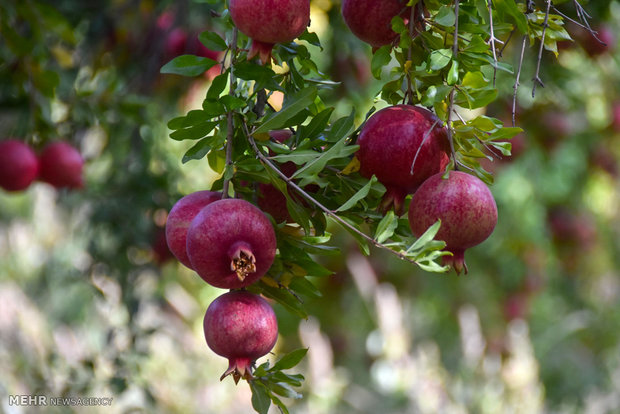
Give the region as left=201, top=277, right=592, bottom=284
left=248, top=39, right=276, bottom=65
left=229, top=242, right=257, bottom=281
left=221, top=357, right=254, bottom=384
left=442, top=249, right=468, bottom=275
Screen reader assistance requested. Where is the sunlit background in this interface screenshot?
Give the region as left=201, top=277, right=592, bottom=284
left=1, top=0, right=620, bottom=413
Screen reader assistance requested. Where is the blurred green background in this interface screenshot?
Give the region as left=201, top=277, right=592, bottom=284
left=1, top=0, right=619, bottom=413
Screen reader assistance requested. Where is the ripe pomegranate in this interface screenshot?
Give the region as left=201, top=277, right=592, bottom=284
left=342, top=0, right=410, bottom=48
left=165, top=190, right=222, bottom=269
left=228, top=0, right=310, bottom=64
left=203, top=290, right=278, bottom=383
left=356, top=105, right=451, bottom=215
left=38, top=142, right=84, bottom=189
left=187, top=198, right=277, bottom=289
left=408, top=171, right=498, bottom=274
left=0, top=139, right=39, bottom=192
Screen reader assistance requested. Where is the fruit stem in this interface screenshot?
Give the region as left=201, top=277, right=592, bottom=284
left=443, top=249, right=468, bottom=275
left=247, top=40, right=275, bottom=65
left=228, top=241, right=257, bottom=281
left=222, top=27, right=239, bottom=200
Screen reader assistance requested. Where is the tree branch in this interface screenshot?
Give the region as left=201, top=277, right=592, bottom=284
left=242, top=121, right=421, bottom=266
left=222, top=27, right=238, bottom=199
left=487, top=0, right=499, bottom=87
left=512, top=35, right=527, bottom=127
left=532, top=0, right=552, bottom=98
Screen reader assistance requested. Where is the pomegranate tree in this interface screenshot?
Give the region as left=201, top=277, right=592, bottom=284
left=356, top=105, right=451, bottom=215
left=228, top=0, right=310, bottom=64
left=408, top=171, right=498, bottom=274
left=203, top=290, right=278, bottom=383
left=0, top=140, right=39, bottom=192
left=165, top=190, right=222, bottom=269
left=38, top=141, right=84, bottom=189
left=341, top=0, right=410, bottom=48
left=186, top=198, right=277, bottom=289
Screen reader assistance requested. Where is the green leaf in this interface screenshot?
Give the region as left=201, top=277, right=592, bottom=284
left=182, top=138, right=212, bottom=163
left=326, top=111, right=355, bottom=143
left=371, top=45, right=392, bottom=79
left=429, top=49, right=452, bottom=71
left=170, top=121, right=217, bottom=141
left=199, top=31, right=227, bottom=51
left=289, top=277, right=322, bottom=298
left=447, top=60, right=459, bottom=85
left=298, top=31, right=322, bottom=49
left=254, top=87, right=318, bottom=134
left=374, top=210, right=399, bottom=244
left=250, top=381, right=271, bottom=414
left=234, top=61, right=282, bottom=91
left=271, top=348, right=308, bottom=371
left=300, top=107, right=334, bottom=140
left=207, top=148, right=226, bottom=173
left=160, top=55, right=218, bottom=77
left=207, top=72, right=228, bottom=100
left=408, top=220, right=442, bottom=253
left=167, top=110, right=210, bottom=130
left=435, top=5, right=456, bottom=26
left=220, top=95, right=247, bottom=111
left=269, top=382, right=302, bottom=399
left=336, top=176, right=377, bottom=212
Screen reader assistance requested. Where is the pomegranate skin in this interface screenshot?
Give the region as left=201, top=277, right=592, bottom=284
left=228, top=0, right=310, bottom=64
left=342, top=0, right=410, bottom=48
left=356, top=105, right=450, bottom=215
left=204, top=290, right=278, bottom=382
left=0, top=140, right=39, bottom=192
left=187, top=198, right=277, bottom=289
left=408, top=171, right=498, bottom=274
left=38, top=142, right=84, bottom=189
left=165, top=191, right=222, bottom=269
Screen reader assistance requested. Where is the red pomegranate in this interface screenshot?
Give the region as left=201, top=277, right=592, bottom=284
left=38, top=141, right=84, bottom=189
left=204, top=290, right=278, bottom=383
left=186, top=198, right=277, bottom=289
left=342, top=0, right=410, bottom=48
left=228, top=0, right=310, bottom=64
left=408, top=171, right=498, bottom=274
left=356, top=105, right=451, bottom=215
left=0, top=139, right=39, bottom=192
left=165, top=190, right=222, bottom=269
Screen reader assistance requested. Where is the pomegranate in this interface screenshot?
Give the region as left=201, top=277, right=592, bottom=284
left=408, top=171, right=498, bottom=274
left=0, top=139, right=39, bottom=192
left=187, top=198, right=277, bottom=289
left=203, top=290, right=278, bottom=383
left=228, top=0, right=310, bottom=64
left=165, top=190, right=222, bottom=269
left=38, top=141, right=84, bottom=189
left=341, top=0, right=410, bottom=48
left=356, top=105, right=451, bottom=215
left=582, top=25, right=615, bottom=57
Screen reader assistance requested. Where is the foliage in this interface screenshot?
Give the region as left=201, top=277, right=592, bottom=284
left=1, top=0, right=620, bottom=413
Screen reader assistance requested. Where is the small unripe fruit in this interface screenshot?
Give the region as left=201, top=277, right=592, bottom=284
left=204, top=291, right=278, bottom=383
left=408, top=171, right=498, bottom=274
left=165, top=191, right=222, bottom=269
left=38, top=142, right=84, bottom=189
left=229, top=0, right=310, bottom=64
left=0, top=140, right=39, bottom=192
left=187, top=198, right=277, bottom=289
left=356, top=105, right=451, bottom=215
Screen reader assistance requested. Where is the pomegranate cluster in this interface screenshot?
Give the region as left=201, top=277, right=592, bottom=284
left=0, top=139, right=84, bottom=193
left=165, top=192, right=279, bottom=381
left=356, top=105, right=498, bottom=274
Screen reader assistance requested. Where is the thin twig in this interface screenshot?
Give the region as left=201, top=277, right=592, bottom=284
left=487, top=0, right=498, bottom=87
left=243, top=121, right=419, bottom=266
left=512, top=35, right=527, bottom=127
left=222, top=27, right=238, bottom=199
left=406, top=5, right=416, bottom=105
left=445, top=0, right=460, bottom=170
left=532, top=0, right=552, bottom=98
left=499, top=29, right=515, bottom=57
left=410, top=119, right=440, bottom=175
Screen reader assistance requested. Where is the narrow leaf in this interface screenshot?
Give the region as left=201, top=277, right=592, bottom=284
left=336, top=176, right=377, bottom=212
left=161, top=55, right=217, bottom=76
